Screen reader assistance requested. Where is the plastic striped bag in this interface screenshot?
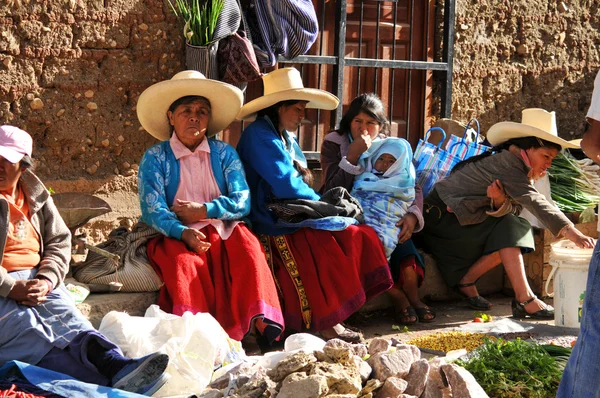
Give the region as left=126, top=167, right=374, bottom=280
left=445, top=119, right=492, bottom=161
left=413, top=127, right=462, bottom=197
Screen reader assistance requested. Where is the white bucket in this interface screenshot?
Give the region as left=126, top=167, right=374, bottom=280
left=545, top=240, right=593, bottom=328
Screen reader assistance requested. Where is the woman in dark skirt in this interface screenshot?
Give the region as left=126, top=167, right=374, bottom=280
left=420, top=108, right=595, bottom=319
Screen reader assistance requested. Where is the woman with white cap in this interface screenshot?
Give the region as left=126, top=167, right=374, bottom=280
left=0, top=125, right=169, bottom=395
left=419, top=108, right=595, bottom=319
left=236, top=68, right=393, bottom=342
left=136, top=71, right=284, bottom=348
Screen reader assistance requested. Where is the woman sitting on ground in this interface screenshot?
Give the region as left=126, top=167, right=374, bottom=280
left=419, top=108, right=595, bottom=318
left=0, top=125, right=169, bottom=395
left=320, top=93, right=434, bottom=325
left=136, top=71, right=284, bottom=346
left=236, top=68, right=394, bottom=342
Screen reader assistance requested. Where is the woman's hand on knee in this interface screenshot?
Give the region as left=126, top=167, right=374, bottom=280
left=8, top=279, right=49, bottom=305
left=172, top=199, right=207, bottom=223
left=565, top=226, right=595, bottom=248
left=182, top=228, right=211, bottom=254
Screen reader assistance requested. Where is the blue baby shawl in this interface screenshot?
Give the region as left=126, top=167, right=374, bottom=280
left=351, top=138, right=416, bottom=258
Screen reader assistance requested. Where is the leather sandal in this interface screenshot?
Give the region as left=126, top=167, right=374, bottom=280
left=395, top=306, right=418, bottom=325
left=415, top=306, right=436, bottom=323
left=457, top=282, right=493, bottom=310
left=512, top=296, right=554, bottom=320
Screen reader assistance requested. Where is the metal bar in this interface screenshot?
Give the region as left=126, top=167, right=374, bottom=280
left=441, top=0, right=456, bottom=118
left=316, top=0, right=325, bottom=148
left=279, top=56, right=449, bottom=71
left=332, top=0, right=348, bottom=126
left=390, top=1, right=398, bottom=125
left=374, top=1, right=381, bottom=93
left=406, top=0, right=415, bottom=141
left=344, top=58, right=448, bottom=70
left=357, top=0, right=364, bottom=95
left=423, top=0, right=431, bottom=137
left=278, top=55, right=338, bottom=64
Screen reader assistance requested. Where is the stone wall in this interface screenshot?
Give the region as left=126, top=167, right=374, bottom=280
left=451, top=0, right=600, bottom=137
left=0, top=0, right=185, bottom=237
left=2, top=1, right=600, bottom=238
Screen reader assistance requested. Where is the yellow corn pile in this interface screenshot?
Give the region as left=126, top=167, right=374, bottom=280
left=407, top=331, right=494, bottom=353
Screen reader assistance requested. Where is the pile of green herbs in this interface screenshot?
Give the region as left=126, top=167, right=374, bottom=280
left=548, top=151, right=600, bottom=213
left=456, top=338, right=570, bottom=398
left=168, top=0, right=225, bottom=46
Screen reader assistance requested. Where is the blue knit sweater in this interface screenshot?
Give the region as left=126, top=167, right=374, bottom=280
left=236, top=117, right=320, bottom=235
left=138, top=139, right=250, bottom=240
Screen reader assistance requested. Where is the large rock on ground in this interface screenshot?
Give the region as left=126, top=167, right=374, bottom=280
left=375, top=377, right=408, bottom=398
left=404, top=358, right=430, bottom=397
left=307, top=361, right=362, bottom=395
left=368, top=337, right=391, bottom=355
left=325, top=338, right=368, bottom=358
left=441, top=363, right=489, bottom=398
left=277, top=373, right=329, bottom=398
left=421, top=358, right=452, bottom=398
left=267, top=351, right=317, bottom=382
left=368, top=345, right=419, bottom=381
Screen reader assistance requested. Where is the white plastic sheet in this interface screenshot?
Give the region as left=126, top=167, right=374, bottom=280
left=99, top=305, right=245, bottom=397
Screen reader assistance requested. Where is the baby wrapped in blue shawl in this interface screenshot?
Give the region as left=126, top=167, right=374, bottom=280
left=351, top=137, right=416, bottom=258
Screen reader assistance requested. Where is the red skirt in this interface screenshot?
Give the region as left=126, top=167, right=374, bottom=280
left=262, top=225, right=392, bottom=332
left=147, top=223, right=284, bottom=342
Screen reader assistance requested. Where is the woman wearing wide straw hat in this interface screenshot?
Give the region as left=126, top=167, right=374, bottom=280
left=136, top=70, right=284, bottom=347
left=236, top=68, right=393, bottom=342
left=419, top=108, right=595, bottom=319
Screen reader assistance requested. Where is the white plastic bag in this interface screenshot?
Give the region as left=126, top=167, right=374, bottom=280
left=99, top=305, right=246, bottom=397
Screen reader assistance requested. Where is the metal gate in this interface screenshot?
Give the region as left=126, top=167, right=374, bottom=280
left=224, top=0, right=455, bottom=160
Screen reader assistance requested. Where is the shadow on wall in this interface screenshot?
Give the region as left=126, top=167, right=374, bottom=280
left=453, top=69, right=599, bottom=141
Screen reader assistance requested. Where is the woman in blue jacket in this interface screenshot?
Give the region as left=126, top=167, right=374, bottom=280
left=136, top=71, right=283, bottom=346
left=236, top=68, right=393, bottom=342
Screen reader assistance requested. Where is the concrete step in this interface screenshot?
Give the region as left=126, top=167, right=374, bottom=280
left=76, top=291, right=159, bottom=329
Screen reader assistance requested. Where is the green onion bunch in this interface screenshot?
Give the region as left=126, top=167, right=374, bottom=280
left=168, top=0, right=225, bottom=46
left=548, top=151, right=600, bottom=213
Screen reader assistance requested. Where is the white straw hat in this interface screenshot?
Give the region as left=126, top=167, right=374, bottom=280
left=487, top=108, right=577, bottom=149
left=137, top=70, right=243, bottom=141
left=236, top=67, right=339, bottom=121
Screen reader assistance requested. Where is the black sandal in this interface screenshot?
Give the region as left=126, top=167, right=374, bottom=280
left=457, top=282, right=493, bottom=310
left=512, top=296, right=554, bottom=320
left=415, top=306, right=436, bottom=323
left=395, top=306, right=418, bottom=325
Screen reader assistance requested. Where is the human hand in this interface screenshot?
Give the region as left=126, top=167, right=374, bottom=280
left=181, top=228, right=211, bottom=254
left=346, top=134, right=373, bottom=165
left=487, top=179, right=506, bottom=208
left=396, top=213, right=418, bottom=244
left=171, top=199, right=207, bottom=224
left=8, top=279, right=50, bottom=306
left=566, top=227, right=595, bottom=249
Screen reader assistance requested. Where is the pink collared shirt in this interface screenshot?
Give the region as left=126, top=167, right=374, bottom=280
left=170, top=134, right=240, bottom=240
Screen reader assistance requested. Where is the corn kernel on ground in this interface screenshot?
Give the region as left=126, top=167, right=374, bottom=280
left=407, top=331, right=495, bottom=353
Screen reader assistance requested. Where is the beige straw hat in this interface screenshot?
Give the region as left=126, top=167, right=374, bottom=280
left=236, top=67, right=339, bottom=121
left=487, top=108, right=578, bottom=149
left=137, top=70, right=243, bottom=141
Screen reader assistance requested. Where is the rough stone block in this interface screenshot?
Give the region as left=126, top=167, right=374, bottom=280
left=277, top=373, right=329, bottom=398
left=441, top=363, right=489, bottom=398
left=368, top=337, right=391, bottom=356
left=41, top=58, right=100, bottom=90
left=73, top=21, right=130, bottom=48
left=404, top=359, right=430, bottom=397
left=368, top=348, right=417, bottom=381
left=375, top=377, right=408, bottom=398
left=19, top=20, right=73, bottom=49
left=76, top=291, right=158, bottom=328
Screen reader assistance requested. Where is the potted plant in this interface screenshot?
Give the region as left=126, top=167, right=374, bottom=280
left=168, top=0, right=225, bottom=78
